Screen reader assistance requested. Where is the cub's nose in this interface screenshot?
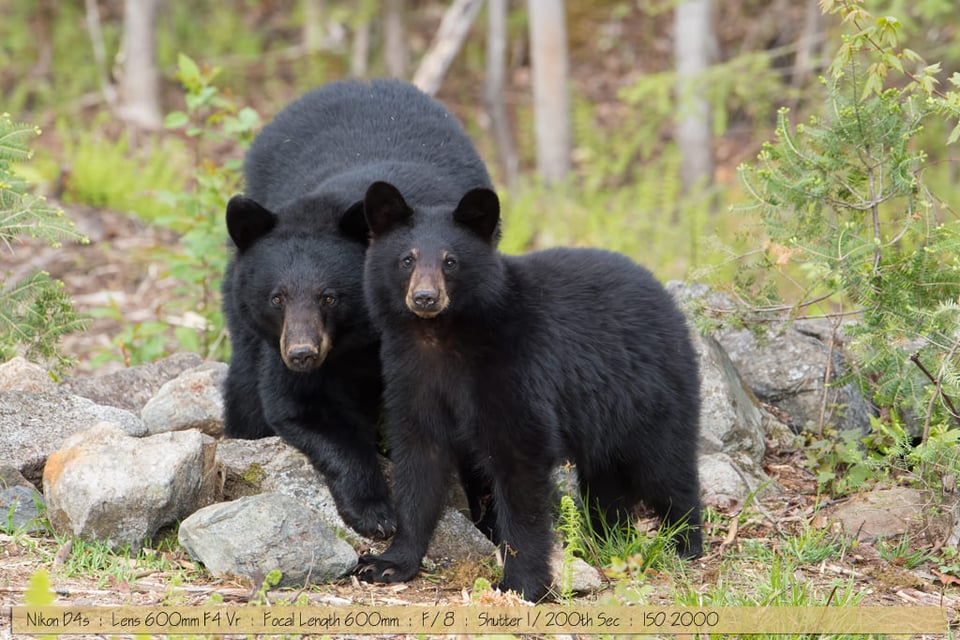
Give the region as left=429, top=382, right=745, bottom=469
left=286, top=344, right=320, bottom=371
left=412, top=290, right=439, bottom=310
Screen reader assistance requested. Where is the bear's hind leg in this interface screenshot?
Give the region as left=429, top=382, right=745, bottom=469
left=581, top=465, right=703, bottom=559
left=578, top=468, right=636, bottom=537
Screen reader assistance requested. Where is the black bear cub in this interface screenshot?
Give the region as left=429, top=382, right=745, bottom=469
left=357, top=181, right=702, bottom=601
left=221, top=80, right=492, bottom=541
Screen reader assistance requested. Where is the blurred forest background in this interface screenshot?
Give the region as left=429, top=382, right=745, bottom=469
left=2, top=0, right=960, bottom=449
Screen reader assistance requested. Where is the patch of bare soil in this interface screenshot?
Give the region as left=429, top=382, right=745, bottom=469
left=3, top=203, right=960, bottom=636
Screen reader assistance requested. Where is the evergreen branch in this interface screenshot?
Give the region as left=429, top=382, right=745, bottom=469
left=0, top=117, right=39, bottom=164
left=910, top=351, right=960, bottom=430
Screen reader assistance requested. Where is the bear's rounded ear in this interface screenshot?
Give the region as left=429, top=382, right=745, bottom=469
left=339, top=201, right=370, bottom=244
left=453, top=188, right=500, bottom=244
left=226, top=195, right=277, bottom=252
left=364, top=181, right=412, bottom=237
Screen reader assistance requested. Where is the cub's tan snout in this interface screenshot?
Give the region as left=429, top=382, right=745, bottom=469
left=405, top=263, right=449, bottom=319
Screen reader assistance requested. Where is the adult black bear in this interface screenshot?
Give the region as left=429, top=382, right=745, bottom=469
left=221, top=80, right=492, bottom=540
left=356, top=181, right=702, bottom=601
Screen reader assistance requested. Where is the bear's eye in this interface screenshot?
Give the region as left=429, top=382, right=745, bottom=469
left=400, top=255, right=415, bottom=269
left=443, top=255, right=458, bottom=270
left=270, top=294, right=283, bottom=308
left=321, top=293, right=338, bottom=306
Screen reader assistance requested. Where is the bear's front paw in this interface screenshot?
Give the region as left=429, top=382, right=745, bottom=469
left=340, top=501, right=398, bottom=541
left=356, top=554, right=419, bottom=584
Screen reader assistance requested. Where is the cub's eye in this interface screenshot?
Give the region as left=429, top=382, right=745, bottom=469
left=443, top=255, right=458, bottom=270
left=400, top=255, right=415, bottom=269
left=270, top=294, right=283, bottom=308
left=321, top=293, right=338, bottom=306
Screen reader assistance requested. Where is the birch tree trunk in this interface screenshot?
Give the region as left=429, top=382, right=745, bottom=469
left=674, top=0, right=715, bottom=199
left=384, top=0, right=409, bottom=78
left=84, top=0, right=117, bottom=109
left=485, top=0, right=518, bottom=189
left=412, top=0, right=484, bottom=96
left=302, top=0, right=325, bottom=53
left=117, top=0, right=162, bottom=130
left=350, top=18, right=371, bottom=77
left=527, top=0, right=571, bottom=184
left=792, top=0, right=824, bottom=88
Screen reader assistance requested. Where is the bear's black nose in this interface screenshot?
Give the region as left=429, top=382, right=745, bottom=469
left=287, top=345, right=320, bottom=371
left=412, top=290, right=438, bottom=310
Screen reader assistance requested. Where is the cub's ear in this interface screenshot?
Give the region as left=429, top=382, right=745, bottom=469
left=339, top=201, right=370, bottom=244
left=453, top=188, right=500, bottom=244
left=226, top=195, right=277, bottom=253
left=364, top=181, right=412, bottom=237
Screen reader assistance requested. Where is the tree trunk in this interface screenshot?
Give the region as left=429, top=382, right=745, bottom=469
left=674, top=0, right=715, bottom=200
left=484, top=0, right=518, bottom=189
left=302, top=0, right=325, bottom=53
left=350, top=18, right=371, bottom=77
left=412, top=0, right=484, bottom=96
left=384, top=0, right=409, bottom=78
left=527, top=0, right=571, bottom=184
left=84, top=0, right=117, bottom=109
left=30, top=0, right=55, bottom=81
left=118, top=0, right=162, bottom=130
left=792, top=0, right=824, bottom=88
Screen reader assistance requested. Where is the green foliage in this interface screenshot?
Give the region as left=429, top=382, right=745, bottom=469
left=677, top=554, right=865, bottom=615
left=95, top=54, right=260, bottom=366
left=718, top=1, right=960, bottom=495
left=25, top=569, right=55, bottom=607
left=58, top=123, right=187, bottom=222
left=555, top=494, right=584, bottom=603
left=805, top=428, right=882, bottom=495
left=56, top=535, right=198, bottom=590
left=157, top=54, right=259, bottom=363
left=780, top=520, right=847, bottom=564
left=572, top=494, right=689, bottom=585
left=934, top=545, right=960, bottom=578
left=876, top=533, right=934, bottom=568
left=0, top=114, right=88, bottom=372
left=500, top=161, right=713, bottom=281
left=249, top=569, right=283, bottom=606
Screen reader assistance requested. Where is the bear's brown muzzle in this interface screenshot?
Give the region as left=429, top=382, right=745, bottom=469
left=280, top=304, right=332, bottom=372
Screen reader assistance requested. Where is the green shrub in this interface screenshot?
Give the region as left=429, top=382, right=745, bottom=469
left=0, top=114, right=88, bottom=373
left=714, top=1, right=960, bottom=494
left=92, top=54, right=260, bottom=366
left=58, top=121, right=187, bottom=222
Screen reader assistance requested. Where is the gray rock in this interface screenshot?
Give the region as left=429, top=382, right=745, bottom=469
left=42, top=422, right=218, bottom=550
left=178, top=493, right=358, bottom=587
left=698, top=452, right=771, bottom=510
left=696, top=333, right=766, bottom=464
left=62, top=352, right=204, bottom=413
left=217, top=437, right=495, bottom=563
left=666, top=281, right=737, bottom=315
left=667, top=282, right=782, bottom=507
left=0, top=357, right=56, bottom=393
left=667, top=282, right=874, bottom=436
left=717, top=321, right=875, bottom=434
left=0, top=462, right=36, bottom=490
left=427, top=508, right=496, bottom=563
left=692, top=332, right=777, bottom=507
left=141, top=362, right=227, bottom=436
left=0, top=390, right=146, bottom=485
left=549, top=548, right=604, bottom=594
left=0, top=485, right=46, bottom=534
left=814, top=486, right=952, bottom=544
